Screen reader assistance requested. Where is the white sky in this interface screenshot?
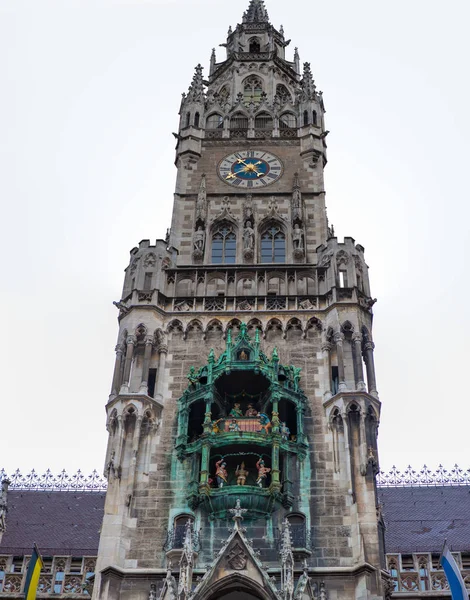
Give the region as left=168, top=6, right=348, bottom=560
left=1, top=0, right=469, bottom=477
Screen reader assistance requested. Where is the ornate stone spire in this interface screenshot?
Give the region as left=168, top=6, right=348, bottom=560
left=243, top=0, right=270, bottom=24
left=186, top=64, right=205, bottom=103
left=0, top=478, right=10, bottom=535
left=301, top=62, right=317, bottom=101
left=280, top=518, right=295, bottom=600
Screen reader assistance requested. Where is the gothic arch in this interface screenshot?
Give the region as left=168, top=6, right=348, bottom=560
left=185, top=319, right=204, bottom=341
left=265, top=318, right=283, bottom=340
left=305, top=317, right=322, bottom=336
left=226, top=318, right=242, bottom=337
left=285, top=317, right=303, bottom=340
left=205, top=112, right=224, bottom=130
left=199, top=573, right=276, bottom=600
left=167, top=319, right=184, bottom=334
left=276, top=84, right=292, bottom=104
left=209, top=220, right=238, bottom=265
left=279, top=111, right=297, bottom=129
left=205, top=319, right=223, bottom=334
left=248, top=36, right=261, bottom=53
left=258, top=217, right=286, bottom=263
left=247, top=318, right=263, bottom=334
left=242, top=74, right=264, bottom=104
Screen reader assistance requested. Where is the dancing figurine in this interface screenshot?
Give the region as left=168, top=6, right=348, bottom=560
left=245, top=404, right=258, bottom=417
left=235, top=462, right=249, bottom=486
left=258, top=413, right=272, bottom=434
left=215, top=459, right=228, bottom=488
left=229, top=403, right=243, bottom=418
left=256, top=458, right=271, bottom=488
left=280, top=422, right=290, bottom=441
left=229, top=419, right=240, bottom=432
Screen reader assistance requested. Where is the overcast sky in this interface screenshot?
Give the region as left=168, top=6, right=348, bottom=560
left=1, top=0, right=469, bottom=478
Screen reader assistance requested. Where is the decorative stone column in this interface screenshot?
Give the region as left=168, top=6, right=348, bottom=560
left=139, top=336, right=154, bottom=393
left=334, top=332, right=348, bottom=392
left=155, top=344, right=168, bottom=401
left=271, top=440, right=281, bottom=490
left=111, top=344, right=124, bottom=396
left=199, top=441, right=211, bottom=489
left=296, top=405, right=305, bottom=445
left=363, top=341, right=378, bottom=397
left=321, top=342, right=332, bottom=399
left=352, top=333, right=367, bottom=391
left=120, top=336, right=136, bottom=394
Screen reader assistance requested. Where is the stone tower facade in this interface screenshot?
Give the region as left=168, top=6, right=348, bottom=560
left=94, top=2, right=385, bottom=599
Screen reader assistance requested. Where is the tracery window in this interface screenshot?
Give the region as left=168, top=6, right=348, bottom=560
left=254, top=112, right=273, bottom=130
left=243, top=76, right=263, bottom=104
left=276, top=84, right=291, bottom=104
left=261, top=226, right=285, bottom=263
left=173, top=514, right=194, bottom=548
left=212, top=226, right=236, bottom=264
left=206, top=113, right=223, bottom=129
left=230, top=112, right=249, bottom=130
left=279, top=112, right=297, bottom=128
left=249, top=38, right=261, bottom=53
left=218, top=85, right=230, bottom=104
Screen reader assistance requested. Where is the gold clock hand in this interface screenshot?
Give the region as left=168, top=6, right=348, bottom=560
left=225, top=172, right=236, bottom=180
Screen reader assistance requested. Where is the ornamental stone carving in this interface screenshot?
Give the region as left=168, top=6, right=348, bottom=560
left=143, top=253, right=157, bottom=268
left=336, top=250, right=350, bottom=266
left=227, top=542, right=248, bottom=570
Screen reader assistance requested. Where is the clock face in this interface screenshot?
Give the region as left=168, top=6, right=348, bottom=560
left=217, top=150, right=283, bottom=188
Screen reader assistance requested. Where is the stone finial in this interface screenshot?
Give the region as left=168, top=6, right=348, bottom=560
left=280, top=518, right=294, bottom=600
left=244, top=0, right=270, bottom=23
left=300, top=62, right=316, bottom=101
left=185, top=64, right=205, bottom=103
left=229, top=498, right=248, bottom=529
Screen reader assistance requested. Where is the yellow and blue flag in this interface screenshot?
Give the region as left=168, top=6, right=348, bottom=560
left=440, top=542, right=469, bottom=600
left=24, top=545, right=43, bottom=600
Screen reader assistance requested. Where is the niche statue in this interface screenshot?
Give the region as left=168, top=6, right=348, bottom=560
left=193, top=226, right=205, bottom=260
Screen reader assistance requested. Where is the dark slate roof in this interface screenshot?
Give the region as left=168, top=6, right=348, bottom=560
left=1, top=486, right=470, bottom=557
left=0, top=491, right=105, bottom=556
left=378, top=485, right=470, bottom=554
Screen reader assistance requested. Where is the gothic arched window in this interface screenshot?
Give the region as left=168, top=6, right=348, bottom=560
left=280, top=112, right=297, bottom=129
left=303, top=110, right=309, bottom=126
left=255, top=112, right=273, bottom=130
left=218, top=85, right=230, bottom=104
left=243, top=76, right=263, bottom=104
left=261, top=226, right=285, bottom=263
left=194, top=112, right=200, bottom=127
left=312, top=110, right=317, bottom=125
left=230, top=112, right=249, bottom=130
left=206, top=113, right=223, bottom=129
left=212, top=225, right=236, bottom=264
left=287, top=514, right=307, bottom=548
left=276, top=84, right=291, bottom=104
left=249, top=38, right=261, bottom=53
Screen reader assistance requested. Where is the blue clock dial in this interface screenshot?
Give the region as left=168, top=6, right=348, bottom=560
left=218, top=150, right=283, bottom=188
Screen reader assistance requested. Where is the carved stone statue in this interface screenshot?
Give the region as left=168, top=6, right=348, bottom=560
left=243, top=221, right=255, bottom=250
left=148, top=584, right=157, bottom=600
left=0, top=479, right=10, bottom=533
left=293, top=223, right=304, bottom=250
left=193, top=226, right=205, bottom=253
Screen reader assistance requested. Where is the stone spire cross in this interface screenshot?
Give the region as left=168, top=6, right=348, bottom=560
left=301, top=63, right=317, bottom=101
left=229, top=498, right=248, bottom=530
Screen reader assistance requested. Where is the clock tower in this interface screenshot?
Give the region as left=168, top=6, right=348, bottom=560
left=94, top=2, right=387, bottom=600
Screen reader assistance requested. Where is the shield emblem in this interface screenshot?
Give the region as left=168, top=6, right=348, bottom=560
left=227, top=542, right=248, bottom=570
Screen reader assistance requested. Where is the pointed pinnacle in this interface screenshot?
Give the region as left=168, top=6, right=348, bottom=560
left=244, top=0, right=269, bottom=24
